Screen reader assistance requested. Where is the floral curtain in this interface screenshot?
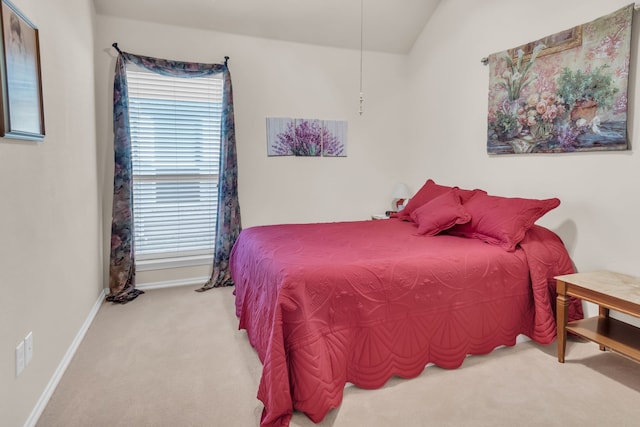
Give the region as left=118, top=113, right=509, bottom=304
left=107, top=48, right=241, bottom=303
left=197, top=63, right=242, bottom=291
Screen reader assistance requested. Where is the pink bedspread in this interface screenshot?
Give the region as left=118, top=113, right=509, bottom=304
left=231, top=219, right=582, bottom=427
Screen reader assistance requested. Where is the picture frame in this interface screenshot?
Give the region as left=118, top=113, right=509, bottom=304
left=0, top=0, right=44, bottom=140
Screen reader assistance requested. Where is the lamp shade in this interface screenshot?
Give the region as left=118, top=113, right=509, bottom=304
left=391, top=183, right=411, bottom=211
left=391, top=183, right=411, bottom=200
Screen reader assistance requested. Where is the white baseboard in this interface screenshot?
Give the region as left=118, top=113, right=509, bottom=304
left=23, top=288, right=107, bottom=427
left=136, top=276, right=210, bottom=291
left=99, top=276, right=210, bottom=296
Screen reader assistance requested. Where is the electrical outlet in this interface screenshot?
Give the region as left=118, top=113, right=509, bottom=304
left=16, top=341, right=25, bottom=377
left=25, top=332, right=33, bottom=366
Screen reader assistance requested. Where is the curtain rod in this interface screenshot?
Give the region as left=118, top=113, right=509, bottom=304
left=112, top=42, right=123, bottom=55
left=111, top=42, right=230, bottom=66
left=480, top=4, right=640, bottom=65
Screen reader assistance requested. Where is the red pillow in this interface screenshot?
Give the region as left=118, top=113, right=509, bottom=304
left=447, top=193, right=561, bottom=251
left=410, top=189, right=471, bottom=236
left=394, top=179, right=485, bottom=222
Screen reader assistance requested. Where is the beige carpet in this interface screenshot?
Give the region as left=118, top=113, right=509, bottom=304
left=37, top=285, right=640, bottom=427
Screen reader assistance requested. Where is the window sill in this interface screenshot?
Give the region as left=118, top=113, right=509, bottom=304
left=136, top=254, right=212, bottom=272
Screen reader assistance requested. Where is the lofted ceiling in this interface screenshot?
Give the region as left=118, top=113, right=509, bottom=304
left=93, top=0, right=441, bottom=54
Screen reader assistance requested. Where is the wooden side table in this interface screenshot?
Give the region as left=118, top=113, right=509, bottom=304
left=555, top=270, right=640, bottom=363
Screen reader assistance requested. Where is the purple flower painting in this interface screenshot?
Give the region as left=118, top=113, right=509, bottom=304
left=267, top=117, right=347, bottom=157
left=321, top=120, right=347, bottom=157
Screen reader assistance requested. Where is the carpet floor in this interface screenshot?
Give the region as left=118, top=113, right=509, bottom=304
left=37, top=285, right=640, bottom=426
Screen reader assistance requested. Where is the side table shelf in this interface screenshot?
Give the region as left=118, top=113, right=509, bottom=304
left=565, top=316, right=640, bottom=362
left=555, top=270, right=640, bottom=364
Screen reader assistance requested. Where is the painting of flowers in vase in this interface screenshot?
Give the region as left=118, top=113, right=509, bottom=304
left=487, top=4, right=632, bottom=155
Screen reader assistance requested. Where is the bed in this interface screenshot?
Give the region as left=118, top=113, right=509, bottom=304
left=231, top=180, right=583, bottom=427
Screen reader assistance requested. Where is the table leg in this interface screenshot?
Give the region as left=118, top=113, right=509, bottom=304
left=598, top=306, right=610, bottom=351
left=556, top=280, right=569, bottom=363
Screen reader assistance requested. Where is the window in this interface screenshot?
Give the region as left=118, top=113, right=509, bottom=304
left=125, top=63, right=223, bottom=264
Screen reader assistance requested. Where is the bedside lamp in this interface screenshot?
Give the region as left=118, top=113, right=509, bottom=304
left=391, top=183, right=411, bottom=211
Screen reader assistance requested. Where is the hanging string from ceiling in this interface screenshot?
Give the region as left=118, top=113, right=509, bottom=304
left=359, top=0, right=364, bottom=115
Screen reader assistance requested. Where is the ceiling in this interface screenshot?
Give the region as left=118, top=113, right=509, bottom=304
left=93, top=0, right=441, bottom=54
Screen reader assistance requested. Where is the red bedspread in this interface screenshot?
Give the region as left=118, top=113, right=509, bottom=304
left=231, top=219, right=582, bottom=427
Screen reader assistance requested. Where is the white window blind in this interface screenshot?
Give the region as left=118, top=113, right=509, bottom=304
left=125, top=63, right=223, bottom=260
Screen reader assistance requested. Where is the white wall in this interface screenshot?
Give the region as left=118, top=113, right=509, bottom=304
left=94, top=15, right=409, bottom=286
left=406, top=0, right=640, bottom=290
left=0, top=0, right=103, bottom=426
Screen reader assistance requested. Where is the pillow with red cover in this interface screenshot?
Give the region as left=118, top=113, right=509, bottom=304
left=394, top=179, right=484, bottom=222
left=447, top=193, right=560, bottom=251
left=410, top=189, right=471, bottom=236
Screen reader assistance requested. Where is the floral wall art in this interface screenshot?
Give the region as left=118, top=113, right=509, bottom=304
left=487, top=4, right=633, bottom=154
left=266, top=117, right=347, bottom=157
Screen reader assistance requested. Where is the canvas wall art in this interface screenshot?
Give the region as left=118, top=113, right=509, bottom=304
left=486, top=4, right=633, bottom=154
left=266, top=117, right=347, bottom=157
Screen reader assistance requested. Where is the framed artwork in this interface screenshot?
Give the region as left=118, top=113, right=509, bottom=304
left=486, top=4, right=632, bottom=154
left=266, top=117, right=347, bottom=157
left=0, top=0, right=44, bottom=140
